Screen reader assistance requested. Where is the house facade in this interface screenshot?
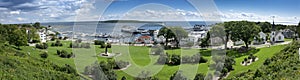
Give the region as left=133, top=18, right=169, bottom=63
left=38, top=28, right=47, bottom=43
left=270, top=31, right=284, bottom=42
left=282, top=29, right=295, bottom=39
left=253, top=32, right=267, bottom=44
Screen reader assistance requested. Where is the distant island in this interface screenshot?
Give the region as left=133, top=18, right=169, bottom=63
left=100, top=20, right=163, bottom=23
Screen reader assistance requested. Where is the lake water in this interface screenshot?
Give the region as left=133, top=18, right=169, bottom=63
left=41, top=21, right=217, bottom=41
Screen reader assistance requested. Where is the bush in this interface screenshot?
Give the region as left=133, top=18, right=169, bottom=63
left=181, top=54, right=207, bottom=64
left=244, top=58, right=248, bottom=62
left=57, top=50, right=73, bottom=58
left=36, top=43, right=48, bottom=49
left=75, top=39, right=82, bottom=43
left=157, top=54, right=169, bottom=64
left=40, top=52, right=48, bottom=58
left=170, top=54, right=181, bottom=65
left=70, top=43, right=79, bottom=48
left=114, top=60, right=130, bottom=69
left=51, top=41, right=63, bottom=47
left=57, top=50, right=61, bottom=55
left=94, top=40, right=105, bottom=45
left=63, top=37, right=68, bottom=40
left=60, top=50, right=68, bottom=58
left=170, top=71, right=187, bottom=80
left=81, top=43, right=91, bottom=48
left=194, top=73, right=205, bottom=80
left=151, top=45, right=164, bottom=55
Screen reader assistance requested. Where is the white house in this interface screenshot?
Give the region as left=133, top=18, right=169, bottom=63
left=253, top=32, right=267, bottom=44
left=38, top=28, right=47, bottom=43
left=188, top=31, right=207, bottom=43
left=270, top=30, right=284, bottom=43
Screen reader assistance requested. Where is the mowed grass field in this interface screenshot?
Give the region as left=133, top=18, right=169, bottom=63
left=18, top=41, right=286, bottom=80
left=227, top=45, right=285, bottom=78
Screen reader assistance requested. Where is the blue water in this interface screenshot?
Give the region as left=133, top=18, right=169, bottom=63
left=41, top=21, right=216, bottom=34
left=41, top=21, right=217, bottom=42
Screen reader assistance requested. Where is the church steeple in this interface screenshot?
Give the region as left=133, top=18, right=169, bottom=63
left=272, top=17, right=275, bottom=31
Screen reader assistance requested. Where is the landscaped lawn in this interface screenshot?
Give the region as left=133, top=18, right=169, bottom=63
left=19, top=40, right=286, bottom=80
left=20, top=41, right=75, bottom=67
left=227, top=45, right=285, bottom=78
left=284, top=38, right=293, bottom=42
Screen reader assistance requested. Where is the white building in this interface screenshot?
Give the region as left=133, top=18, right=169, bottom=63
left=38, top=28, right=47, bottom=43
left=270, top=30, right=284, bottom=42
left=188, top=31, right=207, bottom=43
left=253, top=32, right=267, bottom=44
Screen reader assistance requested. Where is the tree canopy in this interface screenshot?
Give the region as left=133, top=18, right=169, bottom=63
left=158, top=26, right=188, bottom=48
left=225, top=21, right=261, bottom=48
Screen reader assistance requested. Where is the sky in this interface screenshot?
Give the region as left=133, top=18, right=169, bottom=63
left=0, top=0, right=299, bottom=25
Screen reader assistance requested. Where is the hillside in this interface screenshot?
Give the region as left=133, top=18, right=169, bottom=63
left=227, top=41, right=300, bottom=80
left=0, top=44, right=80, bottom=80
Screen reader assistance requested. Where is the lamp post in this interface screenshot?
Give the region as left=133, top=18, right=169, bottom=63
left=105, top=39, right=108, bottom=55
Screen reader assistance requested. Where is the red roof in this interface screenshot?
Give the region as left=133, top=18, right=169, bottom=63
left=139, top=36, right=151, bottom=39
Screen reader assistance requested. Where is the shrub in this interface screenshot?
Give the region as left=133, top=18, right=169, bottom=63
left=57, top=50, right=61, bottom=55
left=63, top=37, right=68, bottom=40
left=70, top=43, right=80, bottom=48
left=40, top=52, right=48, bottom=58
left=244, top=58, right=248, bottom=62
left=157, top=54, right=169, bottom=64
left=114, top=60, right=130, bottom=69
left=57, top=50, right=73, bottom=58
left=170, top=54, right=181, bottom=65
left=51, top=40, right=63, bottom=47
left=36, top=43, right=48, bottom=49
left=81, top=43, right=91, bottom=48
left=194, top=73, right=205, bottom=80
left=170, top=71, right=187, bottom=80
left=75, top=39, right=82, bottom=43
left=59, top=50, right=68, bottom=58
left=121, top=76, right=126, bottom=80
left=94, top=40, right=104, bottom=45
left=199, top=56, right=207, bottom=63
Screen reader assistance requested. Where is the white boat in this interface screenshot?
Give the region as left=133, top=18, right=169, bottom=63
left=121, top=25, right=136, bottom=33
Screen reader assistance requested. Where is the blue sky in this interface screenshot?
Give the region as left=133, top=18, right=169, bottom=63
left=0, top=0, right=299, bottom=24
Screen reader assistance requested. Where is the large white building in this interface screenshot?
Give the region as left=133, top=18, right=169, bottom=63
left=270, top=30, right=284, bottom=42
left=38, top=28, right=47, bottom=43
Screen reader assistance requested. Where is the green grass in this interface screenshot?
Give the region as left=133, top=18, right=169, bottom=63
left=19, top=41, right=285, bottom=80
left=284, top=38, right=292, bottom=42
left=227, top=45, right=285, bottom=78
left=20, top=41, right=75, bottom=67
left=111, top=47, right=211, bottom=80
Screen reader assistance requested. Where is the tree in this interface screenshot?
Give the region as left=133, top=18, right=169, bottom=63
left=158, top=27, right=176, bottom=48
left=229, top=21, right=261, bottom=48
left=257, top=22, right=272, bottom=33
left=169, top=27, right=188, bottom=48
left=170, top=71, right=187, bottom=80
left=33, top=22, right=41, bottom=29
left=210, top=23, right=226, bottom=48
left=10, top=29, right=28, bottom=49
left=194, top=73, right=205, bottom=80
left=199, top=31, right=210, bottom=48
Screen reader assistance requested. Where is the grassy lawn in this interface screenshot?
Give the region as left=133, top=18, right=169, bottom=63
left=19, top=40, right=285, bottom=80
left=284, top=38, right=293, bottom=42
left=227, top=45, right=285, bottom=78
left=20, top=41, right=75, bottom=67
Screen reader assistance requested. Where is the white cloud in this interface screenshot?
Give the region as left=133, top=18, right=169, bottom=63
left=0, top=8, right=8, bottom=11
left=10, top=10, right=21, bottom=15
left=16, top=17, right=26, bottom=21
